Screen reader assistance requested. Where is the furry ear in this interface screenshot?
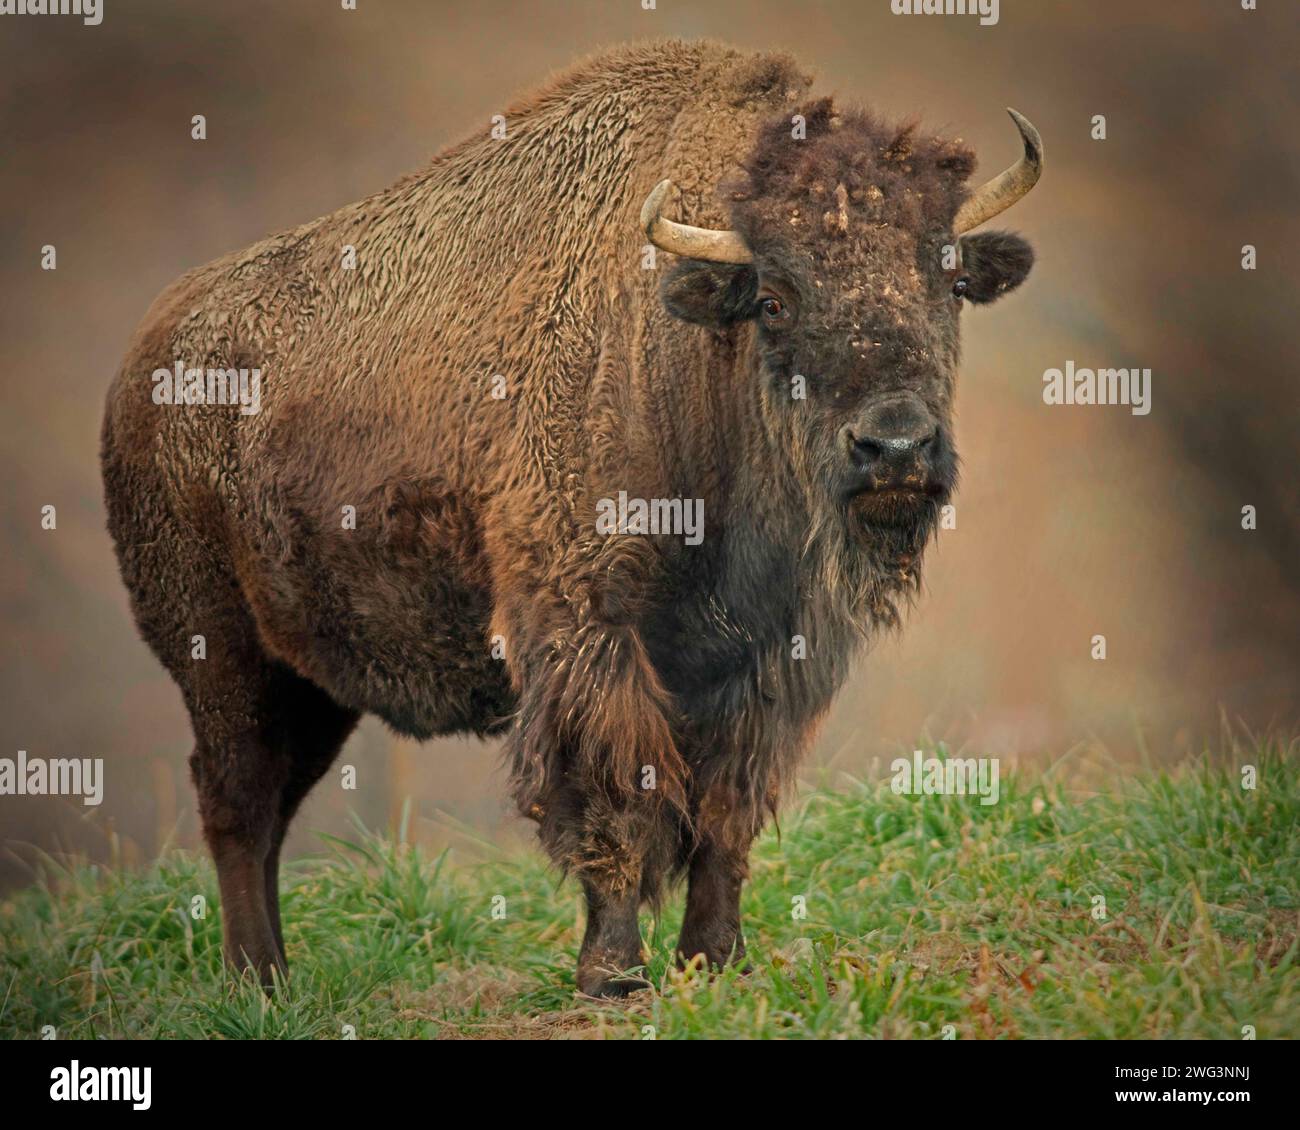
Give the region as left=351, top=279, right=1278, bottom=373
left=959, top=231, right=1034, bottom=304
left=660, top=261, right=757, bottom=327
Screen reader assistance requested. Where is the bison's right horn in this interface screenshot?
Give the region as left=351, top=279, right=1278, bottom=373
left=640, top=179, right=753, bottom=264
left=952, top=108, right=1043, bottom=234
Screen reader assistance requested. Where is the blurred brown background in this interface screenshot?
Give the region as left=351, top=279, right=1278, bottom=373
left=2, top=1, right=1296, bottom=891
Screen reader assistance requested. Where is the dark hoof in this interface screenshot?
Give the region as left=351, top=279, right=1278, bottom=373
left=676, top=945, right=749, bottom=977
left=577, top=965, right=652, bottom=1000
left=226, top=947, right=288, bottom=995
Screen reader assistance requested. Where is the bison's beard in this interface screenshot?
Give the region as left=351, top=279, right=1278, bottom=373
left=802, top=485, right=944, bottom=636
left=776, top=410, right=953, bottom=637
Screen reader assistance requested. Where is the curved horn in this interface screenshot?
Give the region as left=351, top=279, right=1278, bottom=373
left=639, top=179, right=753, bottom=264
left=953, top=108, right=1043, bottom=234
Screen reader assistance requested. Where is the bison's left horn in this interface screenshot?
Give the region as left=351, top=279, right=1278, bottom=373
left=952, top=108, right=1043, bottom=234
left=640, top=179, right=753, bottom=264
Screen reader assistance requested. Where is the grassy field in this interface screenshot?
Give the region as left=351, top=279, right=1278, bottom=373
left=2, top=743, right=1296, bottom=1040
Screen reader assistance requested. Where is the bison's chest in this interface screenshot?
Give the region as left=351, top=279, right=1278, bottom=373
left=641, top=566, right=855, bottom=732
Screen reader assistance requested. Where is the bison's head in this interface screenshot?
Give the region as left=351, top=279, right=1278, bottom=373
left=644, top=100, right=1040, bottom=622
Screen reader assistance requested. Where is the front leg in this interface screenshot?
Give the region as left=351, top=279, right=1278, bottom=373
left=677, top=840, right=750, bottom=971
left=563, top=788, right=657, bottom=998
left=677, top=787, right=757, bottom=971
left=577, top=876, right=649, bottom=998
left=503, top=613, right=688, bottom=998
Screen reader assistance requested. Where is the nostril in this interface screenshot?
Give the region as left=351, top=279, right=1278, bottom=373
left=857, top=438, right=882, bottom=460
left=848, top=433, right=883, bottom=465
left=917, top=429, right=937, bottom=450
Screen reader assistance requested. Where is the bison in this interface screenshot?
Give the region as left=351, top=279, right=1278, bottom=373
left=101, top=40, right=1041, bottom=998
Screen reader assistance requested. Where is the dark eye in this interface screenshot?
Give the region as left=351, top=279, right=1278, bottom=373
left=952, top=277, right=970, bottom=299
left=760, top=296, right=788, bottom=322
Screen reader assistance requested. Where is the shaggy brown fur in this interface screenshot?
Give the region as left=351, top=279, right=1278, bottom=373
left=101, top=40, right=1036, bottom=997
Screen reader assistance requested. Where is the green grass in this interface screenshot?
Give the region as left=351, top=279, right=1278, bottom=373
left=2, top=744, right=1296, bottom=1039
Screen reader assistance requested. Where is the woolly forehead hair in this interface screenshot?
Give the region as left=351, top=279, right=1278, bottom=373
left=725, top=97, right=978, bottom=241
